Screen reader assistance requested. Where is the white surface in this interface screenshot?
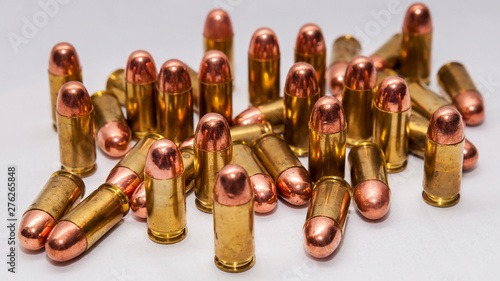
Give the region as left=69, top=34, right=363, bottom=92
left=1, top=0, right=499, bottom=280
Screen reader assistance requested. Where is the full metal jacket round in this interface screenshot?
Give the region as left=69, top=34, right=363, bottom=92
left=295, top=24, right=326, bottom=97
left=233, top=98, right=284, bottom=127
left=203, top=9, right=234, bottom=78
left=370, top=33, right=402, bottom=71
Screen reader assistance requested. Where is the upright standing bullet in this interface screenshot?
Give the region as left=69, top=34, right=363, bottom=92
left=203, top=9, right=234, bottom=77
left=213, top=164, right=255, bottom=272
left=145, top=139, right=187, bottom=244
left=284, top=62, right=320, bottom=156
left=308, top=96, right=347, bottom=182
left=370, top=33, right=402, bottom=71
left=342, top=56, right=377, bottom=146
left=194, top=113, right=232, bottom=213
left=157, top=59, right=194, bottom=143
left=18, top=171, right=85, bottom=250
left=48, top=42, right=82, bottom=131
left=56, top=81, right=96, bottom=177
left=91, top=91, right=131, bottom=158
left=233, top=98, right=284, bottom=127
left=408, top=81, right=448, bottom=120
left=400, top=3, right=432, bottom=84
left=303, top=176, right=351, bottom=258
left=295, top=24, right=326, bottom=97
left=373, top=76, right=411, bottom=172
left=253, top=133, right=312, bottom=206
left=106, top=68, right=126, bottom=106
left=423, top=106, right=465, bottom=207
left=437, top=62, right=485, bottom=125
left=326, top=35, right=361, bottom=101
left=248, top=27, right=280, bottom=106
left=198, top=50, right=233, bottom=123
left=125, top=50, right=158, bottom=139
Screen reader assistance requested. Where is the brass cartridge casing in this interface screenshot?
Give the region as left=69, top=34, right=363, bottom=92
left=198, top=50, right=233, bottom=123
left=230, top=122, right=273, bottom=144
left=252, top=133, right=312, bottom=206
left=157, top=59, right=194, bottom=143
left=373, top=77, right=411, bottom=172
left=56, top=81, right=96, bottom=177
left=91, top=91, right=131, bottom=158
left=370, top=33, right=402, bottom=71
left=408, top=81, right=448, bottom=120
left=125, top=50, right=158, bottom=139
left=203, top=9, right=234, bottom=77
left=423, top=106, right=464, bottom=207
left=327, top=35, right=361, bottom=100
left=213, top=164, right=255, bottom=272
left=45, top=183, right=129, bottom=262
left=400, top=4, right=432, bottom=84
left=349, top=142, right=391, bottom=220
left=18, top=171, right=85, bottom=250
left=248, top=27, right=280, bottom=106
left=437, top=62, right=485, bottom=125
left=295, top=24, right=326, bottom=97
left=303, top=176, right=351, bottom=258
left=233, top=98, right=284, bottom=127
left=342, top=56, right=377, bottom=146
left=308, top=96, right=347, bottom=182
left=145, top=139, right=187, bottom=244
left=187, top=65, right=199, bottom=114
left=48, top=42, right=82, bottom=130
left=284, top=62, right=320, bottom=156
left=194, top=113, right=232, bottom=213
left=106, top=68, right=126, bottom=106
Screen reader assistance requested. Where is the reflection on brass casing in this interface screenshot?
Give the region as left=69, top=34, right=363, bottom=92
left=330, top=35, right=361, bottom=65
left=157, top=86, right=193, bottom=144
left=342, top=87, right=374, bottom=146
left=146, top=174, right=187, bottom=244
left=60, top=183, right=129, bottom=250
left=230, top=122, right=272, bottom=144
left=115, top=133, right=164, bottom=178
left=187, top=66, right=199, bottom=114
left=400, top=32, right=432, bottom=84
left=199, top=81, right=233, bottom=123
left=376, top=68, right=398, bottom=88
left=248, top=56, right=280, bottom=106
left=91, top=91, right=127, bottom=130
left=295, top=54, right=326, bottom=97
left=370, top=33, right=401, bottom=70
left=258, top=98, right=284, bottom=126
left=348, top=142, right=389, bottom=190
left=284, top=93, right=319, bottom=156
left=180, top=146, right=195, bottom=193
left=408, top=82, right=448, bottom=120
left=125, top=81, right=157, bottom=139
left=49, top=72, right=82, bottom=131
left=106, top=69, right=126, bottom=106
left=308, top=126, right=346, bottom=182
left=232, top=141, right=268, bottom=177
left=204, top=37, right=234, bottom=79
left=409, top=111, right=430, bottom=158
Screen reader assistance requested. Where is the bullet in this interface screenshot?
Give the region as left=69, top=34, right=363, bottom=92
left=349, top=142, right=391, bottom=220
left=373, top=76, right=411, bottom=173
left=303, top=176, right=351, bottom=258
left=376, top=68, right=399, bottom=88
left=232, top=141, right=277, bottom=214
left=400, top=3, right=432, bottom=84
left=253, top=133, right=312, bottom=206
left=326, top=35, right=361, bottom=101
left=408, top=81, right=449, bottom=120
left=198, top=50, right=233, bottom=123
left=233, top=98, right=284, bottom=127
left=194, top=113, right=232, bottom=213
left=230, top=122, right=273, bottom=144
left=213, top=164, right=255, bottom=272
left=423, top=106, right=465, bottom=207
left=18, top=171, right=85, bottom=250
left=308, top=96, right=347, bottom=182
left=130, top=181, right=146, bottom=219
left=248, top=27, right=280, bottom=106
left=125, top=50, right=158, bottom=139
left=145, top=139, right=187, bottom=244
left=295, top=24, right=326, bottom=97
left=56, top=81, right=96, bottom=177
left=370, top=33, right=402, bottom=71
left=106, top=68, right=126, bottom=106
left=342, top=56, right=377, bottom=146
left=437, top=62, right=485, bottom=126
left=91, top=91, right=131, bottom=158
left=157, top=59, right=194, bottom=143
left=48, top=42, right=82, bottom=131
left=284, top=62, right=320, bottom=156
left=203, top=9, right=234, bottom=78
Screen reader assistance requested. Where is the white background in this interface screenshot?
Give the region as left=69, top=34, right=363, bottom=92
left=1, top=0, right=499, bottom=280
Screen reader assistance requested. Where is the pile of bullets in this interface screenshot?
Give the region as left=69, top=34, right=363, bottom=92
left=18, top=3, right=483, bottom=272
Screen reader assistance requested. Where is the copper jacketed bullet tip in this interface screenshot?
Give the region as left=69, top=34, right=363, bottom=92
left=214, top=164, right=253, bottom=206
left=295, top=24, right=326, bottom=56
left=327, top=61, right=348, bottom=100
left=463, top=139, right=478, bottom=171
left=48, top=42, right=81, bottom=76
left=130, top=181, right=147, bottom=219
left=194, top=113, right=231, bottom=151
left=45, top=221, right=87, bottom=262
left=454, top=90, right=484, bottom=126
left=178, top=136, right=194, bottom=151
left=97, top=121, right=131, bottom=158
left=198, top=50, right=232, bottom=84
left=303, top=216, right=342, bottom=258
left=56, top=81, right=92, bottom=117
left=276, top=167, right=313, bottom=206
left=353, top=180, right=391, bottom=220
left=344, top=56, right=377, bottom=90
left=145, top=139, right=183, bottom=180
left=249, top=28, right=280, bottom=60
left=106, top=166, right=141, bottom=199
left=126, top=50, right=157, bottom=84
left=310, top=96, right=346, bottom=134
left=18, top=210, right=56, bottom=250
left=427, top=106, right=465, bottom=145
left=375, top=76, right=411, bottom=112
left=285, top=62, right=319, bottom=98
left=403, top=3, right=432, bottom=35
left=158, top=59, right=192, bottom=94
left=203, top=9, right=234, bottom=40
left=233, top=107, right=266, bottom=126
left=250, top=174, right=278, bottom=213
